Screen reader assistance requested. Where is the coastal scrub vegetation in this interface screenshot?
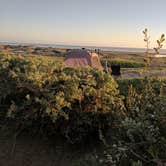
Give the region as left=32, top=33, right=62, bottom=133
left=0, top=53, right=166, bottom=165
left=101, top=58, right=146, bottom=68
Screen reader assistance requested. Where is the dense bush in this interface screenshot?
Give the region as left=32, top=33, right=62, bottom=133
left=101, top=58, right=146, bottom=68
left=73, top=80, right=166, bottom=166
left=0, top=53, right=165, bottom=165
left=117, top=77, right=166, bottom=96
left=114, top=81, right=166, bottom=165
left=0, top=53, right=124, bottom=143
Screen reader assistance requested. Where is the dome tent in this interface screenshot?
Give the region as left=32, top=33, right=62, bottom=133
left=65, top=49, right=103, bottom=70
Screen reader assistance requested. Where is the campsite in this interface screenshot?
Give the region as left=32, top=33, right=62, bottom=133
left=1, top=0, right=166, bottom=165
left=1, top=44, right=166, bottom=77
left=0, top=45, right=166, bottom=166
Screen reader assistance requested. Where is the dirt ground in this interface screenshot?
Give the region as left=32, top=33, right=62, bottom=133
left=0, top=131, right=81, bottom=166
left=0, top=135, right=62, bottom=166
left=0, top=126, right=100, bottom=166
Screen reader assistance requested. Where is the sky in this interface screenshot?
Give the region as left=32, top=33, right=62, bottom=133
left=1, top=0, right=166, bottom=48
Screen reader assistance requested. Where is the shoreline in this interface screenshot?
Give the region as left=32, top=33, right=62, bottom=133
left=1, top=42, right=166, bottom=54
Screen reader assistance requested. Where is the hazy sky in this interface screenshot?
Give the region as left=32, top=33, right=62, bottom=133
left=1, top=0, right=166, bottom=48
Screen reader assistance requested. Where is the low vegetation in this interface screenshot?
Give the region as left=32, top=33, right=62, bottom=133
left=0, top=53, right=124, bottom=143
left=0, top=53, right=165, bottom=165
left=101, top=58, right=146, bottom=68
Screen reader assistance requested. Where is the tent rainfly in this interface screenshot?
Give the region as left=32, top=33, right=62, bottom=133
left=65, top=49, right=103, bottom=70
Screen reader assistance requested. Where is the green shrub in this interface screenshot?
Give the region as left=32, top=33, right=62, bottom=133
left=101, top=58, right=146, bottom=68
left=0, top=54, right=124, bottom=143
left=93, top=80, right=166, bottom=166
left=121, top=81, right=166, bottom=165
left=117, top=77, right=166, bottom=96
left=1, top=53, right=166, bottom=165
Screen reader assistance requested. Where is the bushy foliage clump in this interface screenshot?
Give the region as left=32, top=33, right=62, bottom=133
left=117, top=77, right=166, bottom=96
left=121, top=81, right=166, bottom=163
left=73, top=79, right=166, bottom=166
left=0, top=53, right=165, bottom=165
left=93, top=79, right=166, bottom=166
left=101, top=58, right=146, bottom=68
left=0, top=53, right=124, bottom=143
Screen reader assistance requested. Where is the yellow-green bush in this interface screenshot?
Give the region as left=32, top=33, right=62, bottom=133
left=0, top=53, right=124, bottom=143
left=0, top=53, right=166, bottom=165
left=117, top=77, right=166, bottom=96
left=101, top=58, right=146, bottom=68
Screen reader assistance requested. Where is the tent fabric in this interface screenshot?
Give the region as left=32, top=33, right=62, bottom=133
left=65, top=49, right=103, bottom=70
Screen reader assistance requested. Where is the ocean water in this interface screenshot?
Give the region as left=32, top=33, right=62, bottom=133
left=1, top=42, right=166, bottom=54
left=52, top=44, right=166, bottom=54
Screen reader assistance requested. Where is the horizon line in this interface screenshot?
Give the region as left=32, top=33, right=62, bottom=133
left=0, top=41, right=148, bottom=50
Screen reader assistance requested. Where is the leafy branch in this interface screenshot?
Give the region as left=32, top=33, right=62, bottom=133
left=143, top=28, right=151, bottom=66
left=143, top=28, right=150, bottom=54
left=154, top=34, right=165, bottom=54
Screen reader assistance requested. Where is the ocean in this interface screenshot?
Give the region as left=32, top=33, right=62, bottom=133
left=1, top=42, right=166, bottom=54
left=54, top=45, right=166, bottom=54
